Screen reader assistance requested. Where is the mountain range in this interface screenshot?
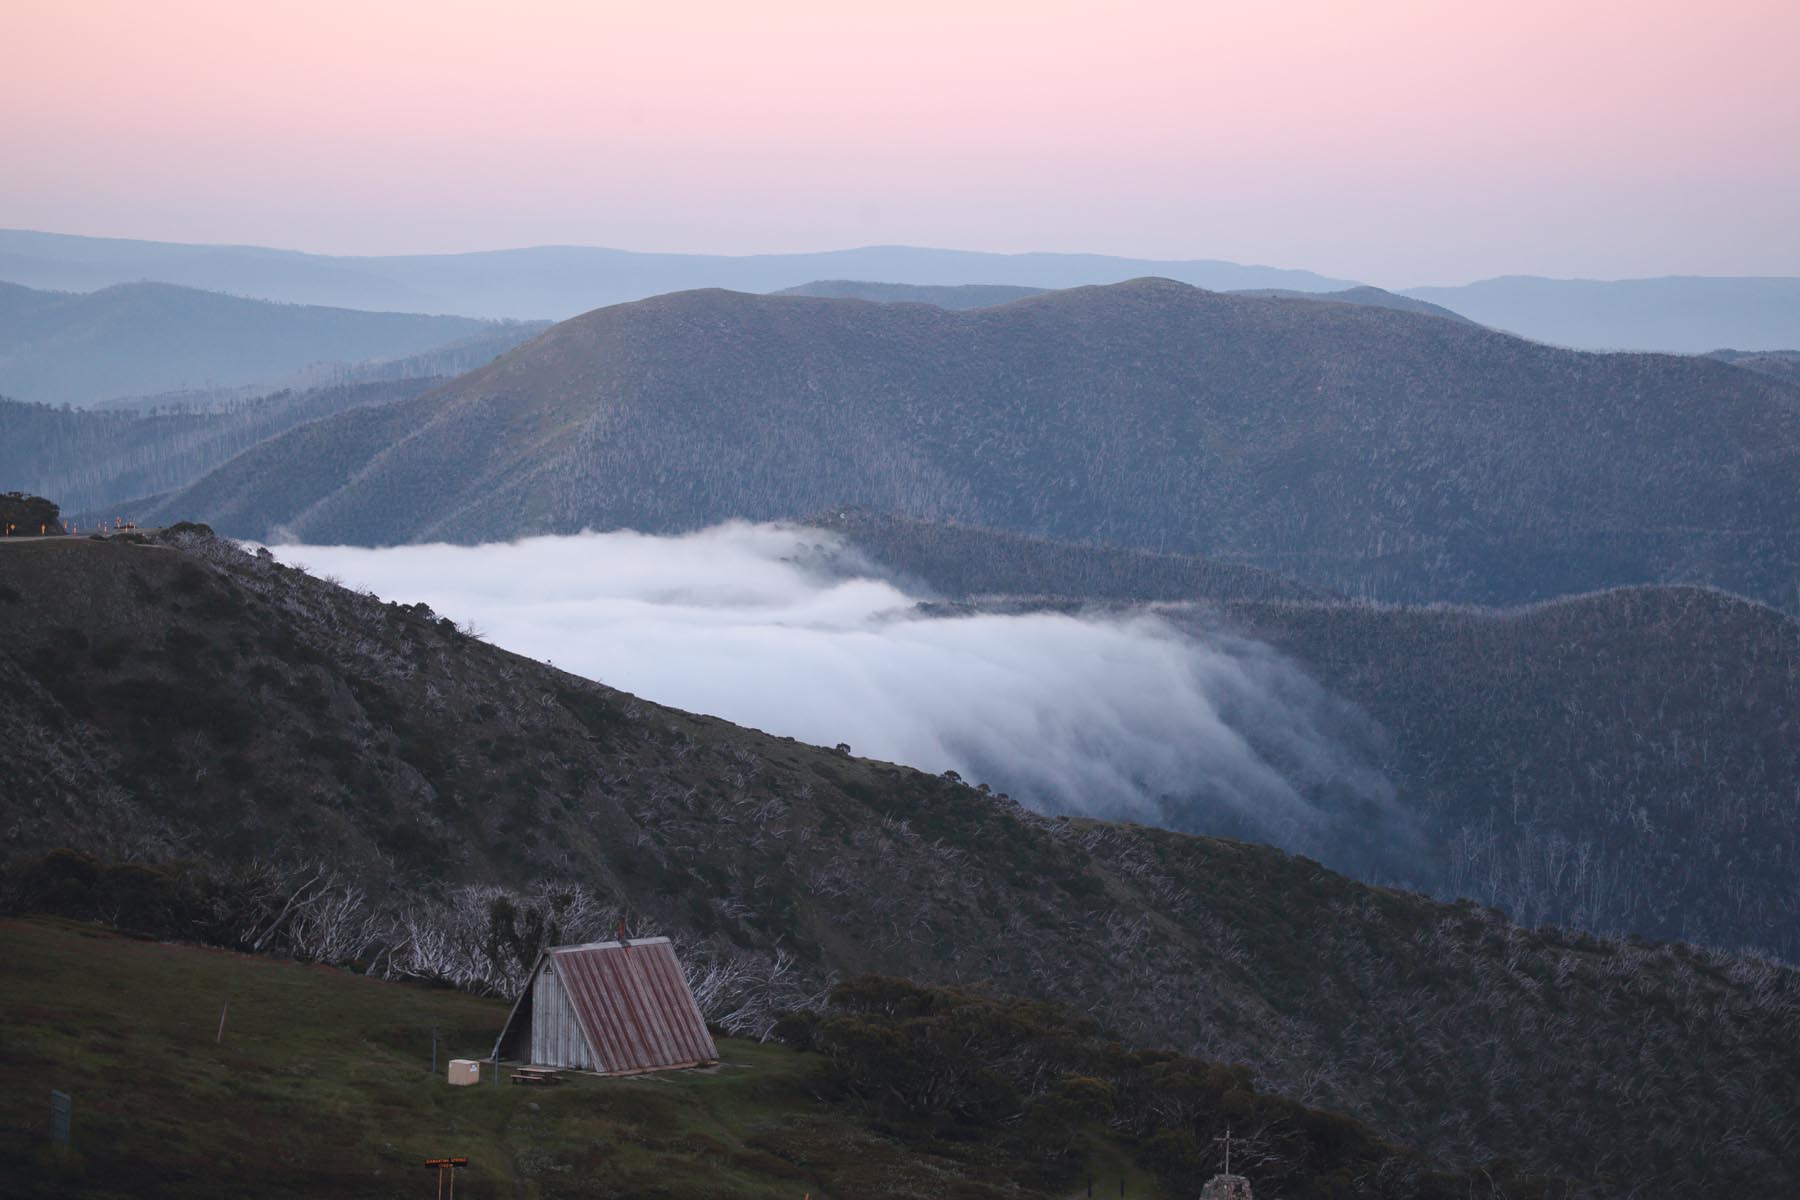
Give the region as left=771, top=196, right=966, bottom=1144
left=0, top=228, right=1354, bottom=321
left=143, top=278, right=1800, bottom=610
left=6, top=228, right=1795, bottom=351
left=1, top=528, right=1794, bottom=1197
left=785, top=278, right=1475, bottom=325
left=1403, top=275, right=1800, bottom=353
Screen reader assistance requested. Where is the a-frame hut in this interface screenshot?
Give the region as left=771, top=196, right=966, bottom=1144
left=492, top=938, right=719, bottom=1075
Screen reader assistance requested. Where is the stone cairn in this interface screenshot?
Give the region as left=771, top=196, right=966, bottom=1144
left=1199, top=1175, right=1252, bottom=1200
left=1198, top=1127, right=1253, bottom=1200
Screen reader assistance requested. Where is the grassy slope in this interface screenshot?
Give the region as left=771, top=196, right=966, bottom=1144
left=0, top=918, right=1159, bottom=1200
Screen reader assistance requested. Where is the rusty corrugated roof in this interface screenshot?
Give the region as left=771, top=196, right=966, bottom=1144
left=540, top=938, right=717, bottom=1074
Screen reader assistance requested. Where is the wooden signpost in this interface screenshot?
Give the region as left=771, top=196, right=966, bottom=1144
left=425, top=1156, right=468, bottom=1199
left=50, top=1090, right=71, bottom=1147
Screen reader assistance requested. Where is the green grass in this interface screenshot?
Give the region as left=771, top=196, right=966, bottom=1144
left=0, top=919, right=1158, bottom=1199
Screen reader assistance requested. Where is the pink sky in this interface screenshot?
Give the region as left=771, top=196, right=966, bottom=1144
left=3, top=0, right=1796, bottom=285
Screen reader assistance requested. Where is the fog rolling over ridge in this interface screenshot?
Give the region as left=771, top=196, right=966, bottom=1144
left=272, top=523, right=1405, bottom=874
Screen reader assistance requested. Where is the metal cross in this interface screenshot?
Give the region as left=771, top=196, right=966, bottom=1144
left=1213, top=1125, right=1237, bottom=1175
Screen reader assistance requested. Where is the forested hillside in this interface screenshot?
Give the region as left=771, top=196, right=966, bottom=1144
left=1227, top=285, right=1472, bottom=323
left=1225, top=589, right=1800, bottom=957
left=0, top=380, right=439, bottom=515
left=821, top=514, right=1800, bottom=961
left=774, top=279, right=1472, bottom=322
left=1, top=529, right=1795, bottom=1197
left=143, top=280, right=1800, bottom=608
left=1709, top=347, right=1800, bottom=387
left=810, top=509, right=1328, bottom=602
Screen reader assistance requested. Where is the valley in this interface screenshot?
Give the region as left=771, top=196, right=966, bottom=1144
left=9, top=5, right=1800, bottom=1194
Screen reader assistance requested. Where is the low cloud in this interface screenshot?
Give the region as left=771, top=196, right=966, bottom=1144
left=271, top=523, right=1404, bottom=872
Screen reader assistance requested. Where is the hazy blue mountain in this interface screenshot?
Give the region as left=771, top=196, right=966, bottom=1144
left=0, top=280, right=532, bottom=406
left=1229, top=284, right=1474, bottom=323
left=73, top=321, right=550, bottom=415
left=144, top=279, right=1800, bottom=610
left=0, top=232, right=437, bottom=311
left=1402, top=275, right=1800, bottom=352
left=0, top=228, right=1357, bottom=320
left=774, top=279, right=1049, bottom=308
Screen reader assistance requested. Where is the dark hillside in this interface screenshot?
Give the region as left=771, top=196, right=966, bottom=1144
left=144, top=280, right=1800, bottom=608
left=1227, top=284, right=1473, bottom=323
left=808, top=516, right=1800, bottom=961
left=0, top=531, right=1795, bottom=1195
left=1223, top=589, right=1800, bottom=958
left=809, top=509, right=1329, bottom=603
left=0, top=379, right=440, bottom=515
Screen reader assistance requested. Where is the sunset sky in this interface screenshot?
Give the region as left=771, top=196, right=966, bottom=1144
left=4, top=0, right=1796, bottom=285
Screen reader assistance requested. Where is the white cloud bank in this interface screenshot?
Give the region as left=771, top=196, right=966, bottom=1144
left=271, top=523, right=1402, bottom=866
